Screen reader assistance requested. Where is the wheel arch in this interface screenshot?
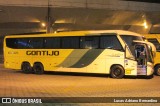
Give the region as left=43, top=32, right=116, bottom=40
left=154, top=63, right=160, bottom=69
left=33, top=61, right=43, bottom=66
left=154, top=63, right=160, bottom=76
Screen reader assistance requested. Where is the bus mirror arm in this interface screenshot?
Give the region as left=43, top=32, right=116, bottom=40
left=124, top=45, right=127, bottom=58
left=125, top=44, right=128, bottom=53
left=124, top=45, right=127, bottom=52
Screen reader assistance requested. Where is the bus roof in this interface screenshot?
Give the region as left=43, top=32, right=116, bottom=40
left=5, top=30, right=142, bottom=38
left=89, top=30, right=142, bottom=36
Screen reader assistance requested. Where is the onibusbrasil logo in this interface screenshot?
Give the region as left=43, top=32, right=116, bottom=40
left=2, top=98, right=42, bottom=104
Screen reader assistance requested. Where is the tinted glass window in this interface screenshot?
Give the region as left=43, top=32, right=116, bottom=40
left=120, top=35, right=143, bottom=54
left=6, top=38, right=44, bottom=49
left=29, top=38, right=43, bottom=49
left=120, top=35, right=143, bottom=46
left=80, top=37, right=99, bottom=49
left=6, top=38, right=32, bottom=49
left=6, top=38, right=18, bottom=48
left=44, top=37, right=60, bottom=49
left=62, top=37, right=79, bottom=49
left=147, top=38, right=160, bottom=51
left=17, top=38, right=31, bottom=48
left=100, top=35, right=123, bottom=51
left=147, top=38, right=159, bottom=44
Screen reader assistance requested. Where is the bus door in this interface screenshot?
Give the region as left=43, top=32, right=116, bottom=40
left=135, top=44, right=147, bottom=75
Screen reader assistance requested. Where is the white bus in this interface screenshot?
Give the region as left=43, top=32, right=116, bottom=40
left=4, top=30, right=154, bottom=78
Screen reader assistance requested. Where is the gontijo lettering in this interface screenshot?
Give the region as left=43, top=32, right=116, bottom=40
left=26, top=51, right=59, bottom=56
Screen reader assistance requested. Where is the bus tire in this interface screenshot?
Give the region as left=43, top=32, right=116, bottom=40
left=21, top=62, right=32, bottom=74
left=110, top=65, right=125, bottom=79
left=33, top=63, right=44, bottom=74
left=154, top=65, right=160, bottom=76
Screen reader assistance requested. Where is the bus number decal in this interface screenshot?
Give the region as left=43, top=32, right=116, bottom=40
left=26, top=51, right=59, bottom=56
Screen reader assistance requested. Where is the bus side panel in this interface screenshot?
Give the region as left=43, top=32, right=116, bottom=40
left=31, top=49, right=74, bottom=72
left=45, top=49, right=125, bottom=74
left=144, top=34, right=160, bottom=67
left=154, top=38, right=160, bottom=66
left=4, top=48, right=32, bottom=70
left=154, top=51, right=160, bottom=66
left=56, top=49, right=89, bottom=72
left=86, top=49, right=125, bottom=74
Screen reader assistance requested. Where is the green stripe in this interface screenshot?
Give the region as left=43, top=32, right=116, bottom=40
left=70, top=49, right=104, bottom=68
left=57, top=49, right=89, bottom=67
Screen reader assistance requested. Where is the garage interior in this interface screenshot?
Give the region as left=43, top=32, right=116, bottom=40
left=1, top=0, right=160, bottom=62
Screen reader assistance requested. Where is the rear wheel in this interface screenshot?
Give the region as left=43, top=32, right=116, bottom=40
left=154, top=65, right=160, bottom=76
left=33, top=63, right=44, bottom=74
left=110, top=65, right=125, bottom=79
left=21, top=62, right=32, bottom=74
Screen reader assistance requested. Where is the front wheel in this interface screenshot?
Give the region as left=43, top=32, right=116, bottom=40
left=154, top=65, right=160, bottom=76
left=33, top=63, right=44, bottom=74
left=110, top=65, right=125, bottom=79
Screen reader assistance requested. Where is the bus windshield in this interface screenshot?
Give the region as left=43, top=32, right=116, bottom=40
left=120, top=35, right=143, bottom=56
left=120, top=35, right=153, bottom=63
left=147, top=45, right=154, bottom=63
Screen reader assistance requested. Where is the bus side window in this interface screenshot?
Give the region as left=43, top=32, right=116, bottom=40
left=147, top=38, right=160, bottom=51
left=61, top=37, right=79, bottom=49
left=17, top=38, right=30, bottom=49
left=44, top=37, right=60, bottom=49
left=100, top=35, right=123, bottom=51
left=29, top=38, right=43, bottom=49
left=80, top=36, right=99, bottom=49
left=6, top=38, right=18, bottom=49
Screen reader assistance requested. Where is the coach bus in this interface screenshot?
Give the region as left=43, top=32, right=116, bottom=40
left=3, top=30, right=154, bottom=78
left=143, top=34, right=160, bottom=76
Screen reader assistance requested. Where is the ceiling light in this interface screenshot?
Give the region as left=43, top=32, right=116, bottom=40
left=143, top=21, right=148, bottom=29
left=41, top=23, right=46, bottom=27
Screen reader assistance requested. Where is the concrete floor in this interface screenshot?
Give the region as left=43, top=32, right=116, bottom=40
left=0, top=64, right=160, bottom=105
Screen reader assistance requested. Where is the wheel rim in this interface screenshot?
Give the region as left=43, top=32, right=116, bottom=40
left=113, top=68, right=121, bottom=77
